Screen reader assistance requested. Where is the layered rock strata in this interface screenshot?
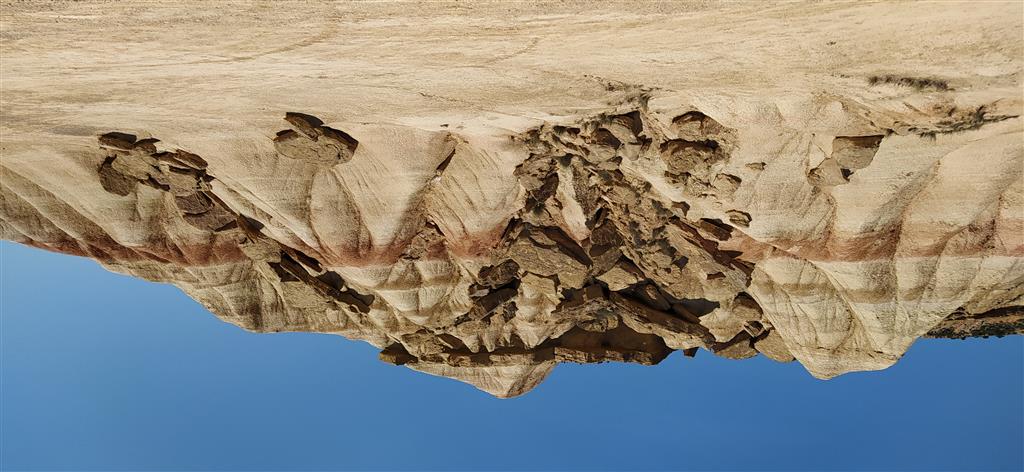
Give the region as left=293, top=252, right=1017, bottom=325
left=3, top=98, right=1021, bottom=396
left=1, top=1, right=1021, bottom=397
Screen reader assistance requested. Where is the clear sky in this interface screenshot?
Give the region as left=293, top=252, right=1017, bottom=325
left=1, top=241, right=1022, bottom=471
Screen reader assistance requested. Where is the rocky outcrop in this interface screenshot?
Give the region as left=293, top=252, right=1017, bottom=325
left=1, top=1, right=1021, bottom=397
left=925, top=307, right=1024, bottom=340
left=3, top=100, right=1020, bottom=396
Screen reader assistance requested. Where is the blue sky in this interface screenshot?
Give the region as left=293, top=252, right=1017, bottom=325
left=1, top=241, right=1022, bottom=471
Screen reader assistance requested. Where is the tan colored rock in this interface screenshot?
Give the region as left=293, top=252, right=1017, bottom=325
left=711, top=333, right=758, bottom=360
left=1, top=1, right=1021, bottom=397
left=597, top=262, right=642, bottom=291
left=754, top=330, right=796, bottom=363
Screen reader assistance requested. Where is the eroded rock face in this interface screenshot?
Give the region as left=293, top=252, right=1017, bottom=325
left=1, top=1, right=1021, bottom=397
left=3, top=100, right=1020, bottom=397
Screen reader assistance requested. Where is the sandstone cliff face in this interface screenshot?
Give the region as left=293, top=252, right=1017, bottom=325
left=1, top=1, right=1022, bottom=397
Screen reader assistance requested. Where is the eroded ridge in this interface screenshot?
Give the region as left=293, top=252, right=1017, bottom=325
left=96, top=121, right=376, bottom=326
left=84, top=110, right=800, bottom=396
left=368, top=105, right=808, bottom=396
left=2, top=102, right=1021, bottom=398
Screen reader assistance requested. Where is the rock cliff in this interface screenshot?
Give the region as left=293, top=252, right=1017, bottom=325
left=1, top=1, right=1021, bottom=396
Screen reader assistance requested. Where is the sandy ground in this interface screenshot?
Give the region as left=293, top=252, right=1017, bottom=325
left=2, top=1, right=1020, bottom=143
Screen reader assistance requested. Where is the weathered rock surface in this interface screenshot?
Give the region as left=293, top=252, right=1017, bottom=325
left=1, top=1, right=1021, bottom=397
